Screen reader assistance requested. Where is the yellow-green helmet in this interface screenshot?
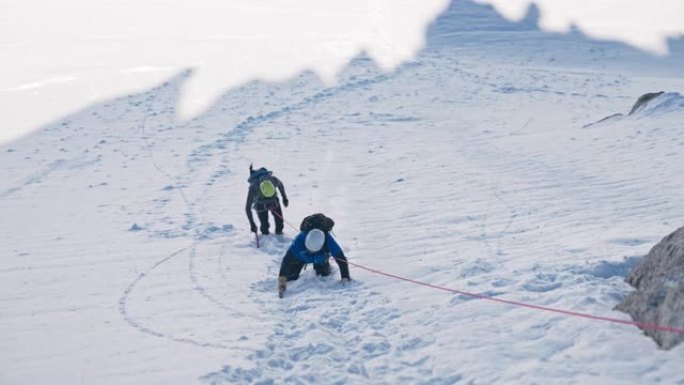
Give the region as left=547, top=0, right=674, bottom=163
left=259, top=180, right=276, bottom=198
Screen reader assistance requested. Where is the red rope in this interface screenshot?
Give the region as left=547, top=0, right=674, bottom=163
left=268, top=207, right=684, bottom=334
left=269, top=205, right=298, bottom=231
left=342, top=258, right=684, bottom=334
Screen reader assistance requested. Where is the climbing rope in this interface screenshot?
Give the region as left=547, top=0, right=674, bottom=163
left=268, top=206, right=684, bottom=335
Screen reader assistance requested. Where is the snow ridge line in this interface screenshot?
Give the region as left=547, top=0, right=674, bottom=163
left=188, top=245, right=252, bottom=318
left=118, top=84, right=230, bottom=350
left=117, top=246, right=231, bottom=350
left=270, top=209, right=684, bottom=335
left=0, top=154, right=101, bottom=199
left=189, top=67, right=400, bottom=164
left=139, top=89, right=191, bottom=209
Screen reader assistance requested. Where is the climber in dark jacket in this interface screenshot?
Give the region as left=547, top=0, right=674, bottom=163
left=246, top=165, right=288, bottom=235
left=278, top=227, right=351, bottom=295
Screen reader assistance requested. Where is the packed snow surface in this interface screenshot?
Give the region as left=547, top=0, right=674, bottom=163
left=1, top=1, right=683, bottom=384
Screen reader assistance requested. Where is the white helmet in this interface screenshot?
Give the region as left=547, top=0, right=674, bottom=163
left=305, top=229, right=325, bottom=253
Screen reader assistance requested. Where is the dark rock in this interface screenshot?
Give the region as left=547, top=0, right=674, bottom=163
left=628, top=91, right=665, bottom=115
left=585, top=91, right=681, bottom=127
left=129, top=223, right=143, bottom=231
left=615, top=226, right=684, bottom=349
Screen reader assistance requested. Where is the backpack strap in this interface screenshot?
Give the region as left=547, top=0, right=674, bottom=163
left=247, top=167, right=271, bottom=184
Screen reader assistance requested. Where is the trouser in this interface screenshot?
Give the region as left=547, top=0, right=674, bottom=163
left=279, top=250, right=330, bottom=281
left=255, top=201, right=283, bottom=234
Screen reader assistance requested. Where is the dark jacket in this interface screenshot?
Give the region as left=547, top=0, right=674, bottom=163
left=245, top=173, right=287, bottom=225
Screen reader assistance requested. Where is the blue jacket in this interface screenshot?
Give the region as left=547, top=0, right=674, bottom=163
left=290, top=230, right=343, bottom=265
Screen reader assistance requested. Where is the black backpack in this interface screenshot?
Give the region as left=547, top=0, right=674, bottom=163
left=300, top=213, right=335, bottom=233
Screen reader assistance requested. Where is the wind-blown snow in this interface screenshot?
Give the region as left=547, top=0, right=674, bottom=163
left=0, top=0, right=449, bottom=146
left=3, top=0, right=684, bottom=147
left=476, top=0, right=684, bottom=54
left=1, top=1, right=684, bottom=384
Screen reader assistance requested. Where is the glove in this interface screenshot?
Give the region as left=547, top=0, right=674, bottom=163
left=278, top=276, right=287, bottom=292
left=340, top=277, right=351, bottom=285
left=250, top=222, right=257, bottom=233
left=282, top=197, right=289, bottom=207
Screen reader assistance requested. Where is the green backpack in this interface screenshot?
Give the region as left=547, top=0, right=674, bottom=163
left=259, top=179, right=276, bottom=198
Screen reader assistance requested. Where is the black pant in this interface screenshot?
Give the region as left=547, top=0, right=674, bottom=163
left=279, top=250, right=330, bottom=281
left=255, top=201, right=283, bottom=234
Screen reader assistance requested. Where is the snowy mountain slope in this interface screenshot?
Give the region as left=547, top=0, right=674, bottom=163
left=2, top=1, right=684, bottom=384
left=427, top=1, right=684, bottom=78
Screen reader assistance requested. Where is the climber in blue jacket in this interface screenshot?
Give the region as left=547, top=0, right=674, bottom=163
left=278, top=225, right=351, bottom=295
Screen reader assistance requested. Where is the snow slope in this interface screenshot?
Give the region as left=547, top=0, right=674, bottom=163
left=2, top=1, right=684, bottom=384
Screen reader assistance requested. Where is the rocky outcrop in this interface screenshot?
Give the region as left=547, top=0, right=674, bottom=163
left=584, top=91, right=684, bottom=127
left=629, top=91, right=665, bottom=115
left=615, top=226, right=684, bottom=349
